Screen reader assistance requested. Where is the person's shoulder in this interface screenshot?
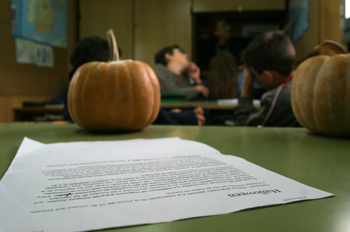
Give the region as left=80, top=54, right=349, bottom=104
left=153, top=63, right=167, bottom=71
left=259, top=86, right=280, bottom=105
left=262, top=81, right=292, bottom=105
left=153, top=64, right=172, bottom=80
left=278, top=80, right=293, bottom=100
left=262, top=87, right=277, bottom=98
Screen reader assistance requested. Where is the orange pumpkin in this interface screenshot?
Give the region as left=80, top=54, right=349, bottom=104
left=291, top=40, right=350, bottom=137
left=68, top=30, right=160, bottom=132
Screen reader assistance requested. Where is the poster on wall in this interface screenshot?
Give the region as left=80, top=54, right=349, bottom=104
left=35, top=43, right=54, bottom=67
left=15, top=38, right=36, bottom=64
left=289, top=0, right=309, bottom=43
left=11, top=0, right=68, bottom=49
left=16, top=38, right=54, bottom=67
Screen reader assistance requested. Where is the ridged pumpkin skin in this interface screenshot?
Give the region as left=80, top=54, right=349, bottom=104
left=291, top=55, right=350, bottom=137
left=68, top=60, right=160, bottom=132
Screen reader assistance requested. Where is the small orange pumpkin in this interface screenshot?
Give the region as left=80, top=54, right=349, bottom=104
left=68, top=29, right=160, bottom=132
left=291, top=40, right=350, bottom=137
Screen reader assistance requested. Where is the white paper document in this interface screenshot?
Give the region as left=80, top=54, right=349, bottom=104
left=0, top=137, right=333, bottom=232
left=218, top=98, right=261, bottom=107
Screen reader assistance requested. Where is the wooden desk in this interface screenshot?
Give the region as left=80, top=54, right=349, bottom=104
left=161, top=101, right=236, bottom=110
left=1, top=123, right=349, bottom=231
left=13, top=106, right=64, bottom=121
left=12, top=100, right=257, bottom=122
left=161, top=100, right=260, bottom=110
left=160, top=100, right=260, bottom=125
left=12, top=101, right=258, bottom=125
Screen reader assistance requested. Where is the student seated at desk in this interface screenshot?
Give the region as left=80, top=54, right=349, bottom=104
left=207, top=52, right=238, bottom=100
left=234, top=31, right=300, bottom=127
left=153, top=45, right=209, bottom=101
left=63, top=37, right=205, bottom=126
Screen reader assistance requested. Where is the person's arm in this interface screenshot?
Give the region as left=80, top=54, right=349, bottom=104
left=171, top=107, right=205, bottom=125
left=234, top=93, right=274, bottom=126
left=154, top=65, right=203, bottom=100
left=187, top=62, right=202, bottom=84
left=240, top=66, right=255, bottom=97
left=187, top=62, right=209, bottom=98
left=195, top=85, right=209, bottom=98
left=234, top=67, right=261, bottom=126
left=152, top=108, right=204, bottom=125
left=235, top=67, right=284, bottom=127
left=193, top=107, right=205, bottom=126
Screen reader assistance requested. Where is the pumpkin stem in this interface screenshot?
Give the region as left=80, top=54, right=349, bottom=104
left=315, top=40, right=347, bottom=54
left=106, top=29, right=119, bottom=61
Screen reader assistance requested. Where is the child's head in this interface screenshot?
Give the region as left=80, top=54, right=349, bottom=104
left=70, top=37, right=110, bottom=71
left=154, top=45, right=184, bottom=65
left=69, top=36, right=122, bottom=80
left=154, top=45, right=189, bottom=68
left=242, top=31, right=295, bottom=76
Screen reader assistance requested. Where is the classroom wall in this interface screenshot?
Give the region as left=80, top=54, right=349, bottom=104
left=294, top=0, right=345, bottom=62
left=134, top=0, right=192, bottom=65
left=79, top=0, right=193, bottom=66
left=0, top=1, right=78, bottom=122
left=79, top=0, right=286, bottom=66
left=0, top=0, right=346, bottom=122
left=80, top=0, right=346, bottom=65
left=79, top=0, right=133, bottom=60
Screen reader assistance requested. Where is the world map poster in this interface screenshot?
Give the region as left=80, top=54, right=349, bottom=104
left=11, top=0, right=68, bottom=49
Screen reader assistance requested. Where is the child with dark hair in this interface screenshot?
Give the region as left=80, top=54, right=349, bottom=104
left=207, top=52, right=238, bottom=100
left=154, top=45, right=184, bottom=66
left=234, top=31, right=300, bottom=127
left=48, top=37, right=110, bottom=105
left=153, top=45, right=209, bottom=101
left=242, top=31, right=295, bottom=77
left=70, top=37, right=110, bottom=73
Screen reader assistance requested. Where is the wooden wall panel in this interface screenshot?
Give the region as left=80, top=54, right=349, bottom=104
left=318, top=0, right=344, bottom=56
left=134, top=0, right=192, bottom=66
left=294, top=0, right=320, bottom=62
left=0, top=1, right=78, bottom=122
left=0, top=1, right=74, bottom=96
left=79, top=0, right=133, bottom=60
left=193, top=0, right=286, bottom=12
left=294, top=0, right=345, bottom=62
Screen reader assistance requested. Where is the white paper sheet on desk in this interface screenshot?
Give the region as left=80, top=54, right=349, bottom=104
left=0, top=137, right=333, bottom=232
left=218, top=98, right=261, bottom=107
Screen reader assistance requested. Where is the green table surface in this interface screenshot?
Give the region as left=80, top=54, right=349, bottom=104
left=1, top=123, right=350, bottom=232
